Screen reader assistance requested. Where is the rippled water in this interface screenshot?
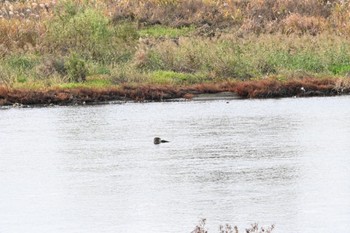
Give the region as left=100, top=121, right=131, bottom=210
left=1, top=96, right=350, bottom=233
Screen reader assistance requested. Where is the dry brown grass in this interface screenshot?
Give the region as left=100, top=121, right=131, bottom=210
left=282, top=13, right=326, bottom=35
left=0, top=0, right=53, bottom=19
left=241, top=0, right=332, bottom=33
left=109, top=0, right=350, bottom=36
left=2, top=0, right=350, bottom=39
left=334, top=77, right=350, bottom=93
left=112, top=0, right=245, bottom=28
left=192, top=219, right=275, bottom=233
left=0, top=18, right=45, bottom=53
left=1, top=0, right=350, bottom=58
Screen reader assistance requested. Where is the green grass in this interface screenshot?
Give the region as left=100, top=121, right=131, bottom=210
left=149, top=70, right=207, bottom=84
left=329, top=64, right=350, bottom=75
left=58, top=77, right=113, bottom=89
left=6, top=55, right=38, bottom=71
left=85, top=78, right=113, bottom=87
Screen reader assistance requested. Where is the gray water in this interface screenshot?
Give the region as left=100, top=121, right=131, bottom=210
left=1, top=96, right=350, bottom=233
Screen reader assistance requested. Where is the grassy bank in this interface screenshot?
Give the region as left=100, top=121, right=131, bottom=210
left=2, top=0, right=350, bottom=105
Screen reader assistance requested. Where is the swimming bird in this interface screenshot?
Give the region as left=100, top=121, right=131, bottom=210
left=154, top=137, right=169, bottom=144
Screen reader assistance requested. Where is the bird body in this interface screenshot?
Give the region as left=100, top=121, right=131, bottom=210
left=154, top=137, right=169, bottom=144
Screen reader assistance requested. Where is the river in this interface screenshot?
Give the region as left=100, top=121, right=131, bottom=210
left=1, top=96, right=350, bottom=233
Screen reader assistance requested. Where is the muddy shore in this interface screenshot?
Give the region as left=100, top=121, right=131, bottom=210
left=1, top=78, right=349, bottom=107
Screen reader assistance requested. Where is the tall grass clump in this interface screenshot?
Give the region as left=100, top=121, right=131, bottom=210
left=132, top=33, right=350, bottom=81
left=133, top=37, right=254, bottom=79
left=0, top=64, right=15, bottom=87
left=65, top=54, right=88, bottom=82
left=44, top=0, right=138, bottom=63
left=1, top=54, right=40, bottom=85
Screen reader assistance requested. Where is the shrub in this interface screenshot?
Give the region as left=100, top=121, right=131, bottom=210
left=44, top=0, right=138, bottom=63
left=65, top=54, right=88, bottom=82
left=45, top=4, right=109, bottom=55
left=36, top=56, right=67, bottom=78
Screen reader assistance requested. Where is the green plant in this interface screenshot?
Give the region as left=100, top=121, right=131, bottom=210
left=85, top=77, right=112, bottom=87
left=110, top=64, right=148, bottom=84
left=150, top=70, right=206, bottom=84
left=16, top=75, right=27, bottom=83
left=6, top=55, right=36, bottom=71
left=0, top=64, right=15, bottom=87
left=95, top=66, right=111, bottom=75
left=65, top=54, right=88, bottom=82
left=329, top=64, right=350, bottom=75
left=45, top=1, right=137, bottom=64
left=114, top=22, right=139, bottom=41
left=36, top=56, right=67, bottom=78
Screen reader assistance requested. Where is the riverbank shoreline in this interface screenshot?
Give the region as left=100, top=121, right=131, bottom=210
left=1, top=77, right=349, bottom=107
left=3, top=0, right=350, bottom=109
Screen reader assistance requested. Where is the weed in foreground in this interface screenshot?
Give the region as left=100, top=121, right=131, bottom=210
left=192, top=219, right=275, bottom=233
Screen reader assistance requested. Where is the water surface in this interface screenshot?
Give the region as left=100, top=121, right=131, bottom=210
left=1, top=96, right=350, bottom=233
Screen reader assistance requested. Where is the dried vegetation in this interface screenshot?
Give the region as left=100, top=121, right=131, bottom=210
left=2, top=0, right=350, bottom=105
left=192, top=219, right=275, bottom=233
